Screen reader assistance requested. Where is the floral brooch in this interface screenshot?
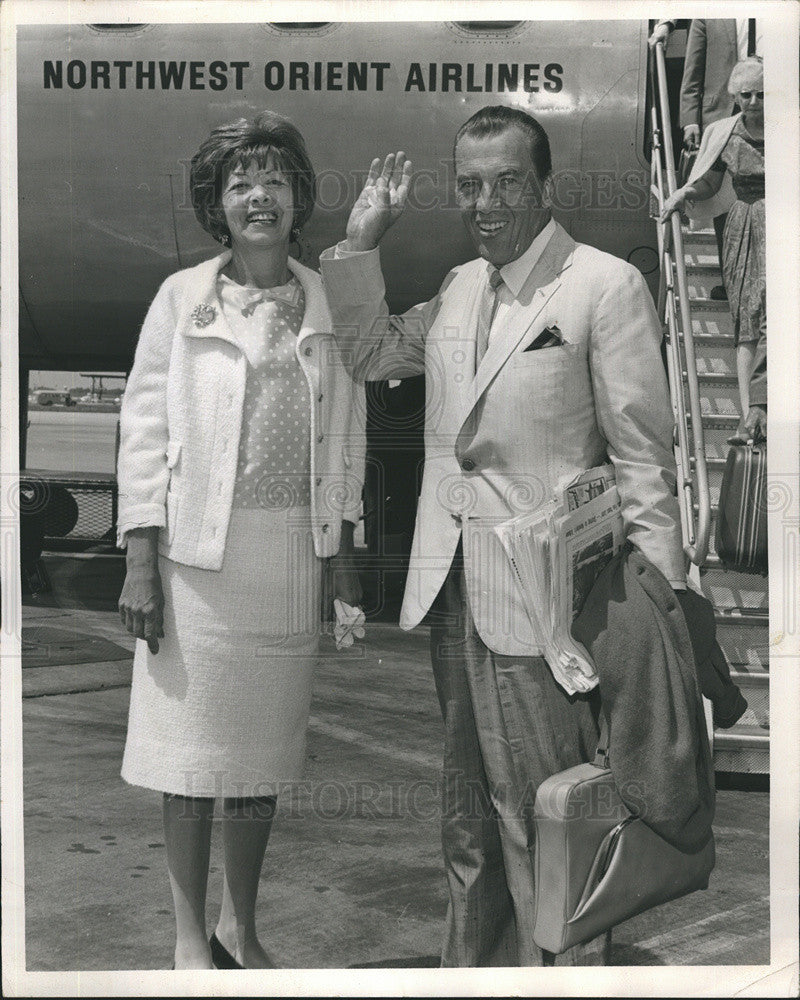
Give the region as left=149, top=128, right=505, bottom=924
left=191, top=303, right=217, bottom=328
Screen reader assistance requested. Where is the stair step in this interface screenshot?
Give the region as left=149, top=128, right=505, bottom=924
left=688, top=330, right=735, bottom=348
left=683, top=250, right=721, bottom=267
left=713, top=744, right=769, bottom=774
left=717, top=618, right=770, bottom=670
left=685, top=262, right=722, bottom=275
left=713, top=725, right=770, bottom=774
left=714, top=612, right=770, bottom=671
left=693, top=355, right=736, bottom=377
left=730, top=668, right=769, bottom=685
left=715, top=608, right=769, bottom=625
left=690, top=425, right=740, bottom=455
left=691, top=371, right=738, bottom=387
left=699, top=379, right=740, bottom=411
left=700, top=414, right=740, bottom=430
left=732, top=681, right=770, bottom=729
left=698, top=566, right=769, bottom=611
left=684, top=296, right=730, bottom=312
left=681, top=229, right=717, bottom=246
left=713, top=725, right=769, bottom=749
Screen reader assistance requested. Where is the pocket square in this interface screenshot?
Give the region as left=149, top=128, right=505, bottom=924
left=524, top=324, right=564, bottom=351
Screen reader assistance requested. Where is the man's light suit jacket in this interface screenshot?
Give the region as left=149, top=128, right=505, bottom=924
left=321, top=222, right=685, bottom=656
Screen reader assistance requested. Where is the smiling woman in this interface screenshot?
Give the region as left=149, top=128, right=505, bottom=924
left=114, top=110, right=365, bottom=970
left=221, top=160, right=294, bottom=257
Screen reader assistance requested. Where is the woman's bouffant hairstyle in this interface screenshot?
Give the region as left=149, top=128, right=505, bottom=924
left=190, top=111, right=316, bottom=244
left=728, top=57, right=763, bottom=96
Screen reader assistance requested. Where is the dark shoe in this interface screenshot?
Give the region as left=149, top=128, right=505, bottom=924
left=709, top=284, right=727, bottom=300
left=210, top=932, right=244, bottom=970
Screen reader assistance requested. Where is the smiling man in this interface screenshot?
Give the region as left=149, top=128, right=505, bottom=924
left=321, top=106, right=685, bottom=967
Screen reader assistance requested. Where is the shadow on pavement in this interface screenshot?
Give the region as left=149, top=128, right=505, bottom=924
left=348, top=955, right=440, bottom=968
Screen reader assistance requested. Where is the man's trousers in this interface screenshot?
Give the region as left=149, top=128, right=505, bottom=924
left=426, top=546, right=607, bottom=967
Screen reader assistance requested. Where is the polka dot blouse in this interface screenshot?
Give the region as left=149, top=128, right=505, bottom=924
left=217, top=272, right=311, bottom=509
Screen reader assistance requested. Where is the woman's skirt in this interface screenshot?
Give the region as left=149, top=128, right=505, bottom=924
left=121, top=507, right=322, bottom=797
left=722, top=197, right=766, bottom=346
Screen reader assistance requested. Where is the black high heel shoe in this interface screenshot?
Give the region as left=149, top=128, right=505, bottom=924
left=210, top=932, right=244, bottom=970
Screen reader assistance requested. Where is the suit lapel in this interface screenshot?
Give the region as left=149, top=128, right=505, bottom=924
left=457, top=225, right=575, bottom=434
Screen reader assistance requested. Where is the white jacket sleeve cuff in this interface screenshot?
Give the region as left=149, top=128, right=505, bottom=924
left=116, top=503, right=166, bottom=548
left=320, top=244, right=385, bottom=306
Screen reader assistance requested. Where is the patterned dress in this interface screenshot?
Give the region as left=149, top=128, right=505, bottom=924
left=121, top=273, right=322, bottom=797
left=712, top=117, right=766, bottom=346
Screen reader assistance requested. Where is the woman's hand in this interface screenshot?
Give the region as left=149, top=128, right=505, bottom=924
left=324, top=519, right=363, bottom=615
left=119, top=527, right=164, bottom=654
left=345, top=152, right=413, bottom=253
left=328, top=551, right=363, bottom=607
left=327, top=520, right=363, bottom=608
left=743, top=405, right=767, bottom=444
left=660, top=187, right=690, bottom=222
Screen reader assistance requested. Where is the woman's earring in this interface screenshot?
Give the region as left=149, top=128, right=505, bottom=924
left=219, top=233, right=230, bottom=246
left=291, top=225, right=302, bottom=242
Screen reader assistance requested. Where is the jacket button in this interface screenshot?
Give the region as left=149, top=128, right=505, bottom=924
left=315, top=477, right=322, bottom=486
left=304, top=346, right=312, bottom=356
left=461, top=458, right=475, bottom=472
left=318, top=393, right=323, bottom=402
left=322, top=523, right=329, bottom=533
left=318, top=433, right=324, bottom=443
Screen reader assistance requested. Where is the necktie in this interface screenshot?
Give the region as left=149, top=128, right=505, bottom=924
left=747, top=18, right=757, bottom=56
left=475, top=268, right=504, bottom=368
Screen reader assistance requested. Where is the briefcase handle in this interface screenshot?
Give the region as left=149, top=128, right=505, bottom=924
left=593, top=713, right=610, bottom=769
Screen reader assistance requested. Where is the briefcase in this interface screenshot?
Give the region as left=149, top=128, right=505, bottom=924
left=714, top=443, right=768, bottom=575
left=532, top=741, right=715, bottom=955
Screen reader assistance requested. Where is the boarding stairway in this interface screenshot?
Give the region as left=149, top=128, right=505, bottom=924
left=651, top=45, right=769, bottom=774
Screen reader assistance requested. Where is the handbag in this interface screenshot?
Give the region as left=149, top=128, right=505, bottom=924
left=714, top=442, right=768, bottom=575
left=532, top=721, right=715, bottom=955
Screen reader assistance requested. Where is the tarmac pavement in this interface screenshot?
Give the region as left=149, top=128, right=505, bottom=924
left=18, top=553, right=770, bottom=971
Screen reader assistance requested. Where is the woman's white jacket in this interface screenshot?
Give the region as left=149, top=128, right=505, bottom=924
left=116, top=251, right=366, bottom=569
left=684, top=113, right=738, bottom=223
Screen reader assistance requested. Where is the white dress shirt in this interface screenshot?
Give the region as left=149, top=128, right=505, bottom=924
left=488, top=217, right=557, bottom=348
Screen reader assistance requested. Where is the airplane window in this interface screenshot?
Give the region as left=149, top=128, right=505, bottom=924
left=89, top=23, right=148, bottom=30
left=269, top=23, right=331, bottom=30
left=454, top=21, right=524, bottom=31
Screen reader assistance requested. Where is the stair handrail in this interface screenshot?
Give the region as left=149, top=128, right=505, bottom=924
left=650, top=39, right=711, bottom=566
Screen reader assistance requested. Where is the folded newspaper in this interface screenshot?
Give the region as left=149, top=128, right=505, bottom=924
left=494, top=465, right=624, bottom=695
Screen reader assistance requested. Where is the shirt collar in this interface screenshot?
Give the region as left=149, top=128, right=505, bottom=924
left=217, top=271, right=302, bottom=311
left=494, top=217, right=556, bottom=298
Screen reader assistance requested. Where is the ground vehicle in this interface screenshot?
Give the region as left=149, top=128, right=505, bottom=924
left=29, top=389, right=76, bottom=407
